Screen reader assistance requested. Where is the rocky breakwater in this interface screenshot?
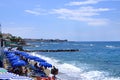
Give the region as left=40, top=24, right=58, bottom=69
left=25, top=49, right=79, bottom=52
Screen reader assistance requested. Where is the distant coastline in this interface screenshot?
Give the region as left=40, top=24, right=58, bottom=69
left=1, top=33, right=68, bottom=47
left=23, top=38, right=68, bottom=42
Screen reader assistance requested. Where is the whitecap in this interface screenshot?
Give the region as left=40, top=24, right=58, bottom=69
left=29, top=52, right=120, bottom=80
left=106, top=45, right=114, bottom=48
left=90, top=44, right=94, bottom=46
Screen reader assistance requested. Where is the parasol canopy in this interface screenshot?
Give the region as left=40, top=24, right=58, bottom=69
left=12, top=60, right=26, bottom=67
left=39, top=62, right=52, bottom=68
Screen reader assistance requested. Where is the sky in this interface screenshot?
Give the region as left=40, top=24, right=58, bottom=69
left=0, top=0, right=120, bottom=41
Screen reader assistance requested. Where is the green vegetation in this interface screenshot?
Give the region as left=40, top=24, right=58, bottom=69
left=9, top=36, right=25, bottom=45
left=2, top=33, right=26, bottom=46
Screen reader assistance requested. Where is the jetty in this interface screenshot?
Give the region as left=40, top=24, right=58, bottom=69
left=25, top=49, right=79, bottom=52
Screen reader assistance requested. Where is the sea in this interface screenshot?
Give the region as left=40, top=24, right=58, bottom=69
left=24, top=41, right=120, bottom=80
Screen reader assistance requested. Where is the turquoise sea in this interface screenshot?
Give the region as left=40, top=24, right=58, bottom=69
left=24, top=41, right=120, bottom=80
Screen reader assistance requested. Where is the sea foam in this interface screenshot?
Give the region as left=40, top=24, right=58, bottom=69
left=30, top=52, right=120, bottom=80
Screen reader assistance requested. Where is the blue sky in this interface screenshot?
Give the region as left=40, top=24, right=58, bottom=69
left=0, top=0, right=120, bottom=41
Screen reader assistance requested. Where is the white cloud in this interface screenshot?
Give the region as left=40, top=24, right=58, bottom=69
left=25, top=8, right=47, bottom=16
left=25, top=10, right=41, bottom=15
left=51, top=6, right=110, bottom=26
left=24, top=0, right=111, bottom=26
left=87, top=18, right=109, bottom=26
left=66, top=0, right=102, bottom=6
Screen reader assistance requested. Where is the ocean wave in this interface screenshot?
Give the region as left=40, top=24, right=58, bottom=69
left=90, top=44, right=94, bottom=46
left=80, top=70, right=108, bottom=80
left=30, top=52, right=120, bottom=80
left=80, top=70, right=120, bottom=80
left=34, top=45, right=39, bottom=47
left=105, top=45, right=120, bottom=49
left=106, top=45, right=115, bottom=48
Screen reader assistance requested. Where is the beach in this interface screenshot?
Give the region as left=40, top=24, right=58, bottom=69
left=1, top=0, right=120, bottom=79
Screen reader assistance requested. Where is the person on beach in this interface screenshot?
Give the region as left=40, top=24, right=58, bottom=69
left=13, top=67, right=21, bottom=75
left=51, top=66, right=58, bottom=79
left=22, top=66, right=28, bottom=76
left=17, top=46, right=24, bottom=51
left=0, top=60, right=3, bottom=67
left=34, top=62, right=39, bottom=69
left=39, top=65, right=44, bottom=72
left=8, top=47, right=12, bottom=51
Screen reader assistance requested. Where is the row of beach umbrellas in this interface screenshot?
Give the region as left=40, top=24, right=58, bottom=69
left=4, top=50, right=52, bottom=68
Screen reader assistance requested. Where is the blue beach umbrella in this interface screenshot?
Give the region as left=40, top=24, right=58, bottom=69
left=14, top=51, right=21, bottom=55
left=17, top=51, right=24, bottom=55
left=39, top=62, right=52, bottom=68
left=22, top=53, right=29, bottom=57
left=15, top=51, right=25, bottom=55
left=9, top=56, right=20, bottom=62
left=23, top=55, right=30, bottom=58
left=20, top=52, right=28, bottom=56
left=46, top=63, right=52, bottom=68
left=11, top=59, right=21, bottom=64
left=6, top=54, right=15, bottom=58
left=34, top=58, right=46, bottom=62
left=26, top=56, right=38, bottom=60
left=12, top=60, right=26, bottom=67
left=7, top=52, right=15, bottom=55
left=24, top=55, right=33, bottom=59
left=9, top=56, right=19, bottom=60
left=27, top=56, right=46, bottom=62
left=4, top=51, right=9, bottom=55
